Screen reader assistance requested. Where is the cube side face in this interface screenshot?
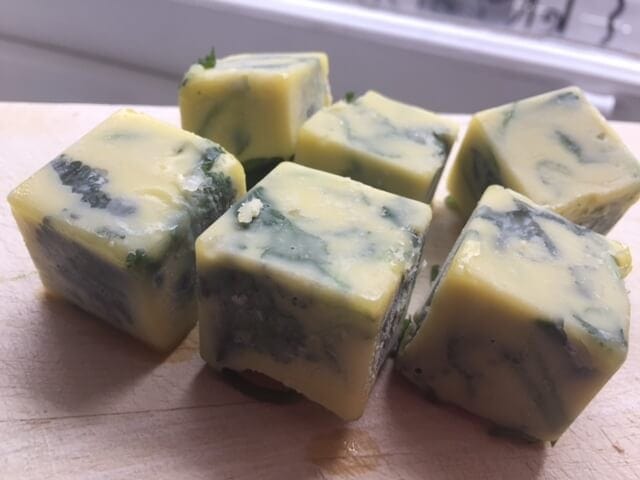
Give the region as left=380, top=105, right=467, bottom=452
left=447, top=116, right=518, bottom=218
left=454, top=86, right=640, bottom=233
left=180, top=73, right=291, bottom=160
left=556, top=185, right=640, bottom=235
left=13, top=213, right=137, bottom=329
left=8, top=109, right=245, bottom=351
left=398, top=186, right=629, bottom=441
left=180, top=53, right=331, bottom=169
left=287, top=53, right=332, bottom=141
left=197, top=162, right=432, bottom=418
left=198, top=257, right=379, bottom=420
left=295, top=91, right=458, bottom=202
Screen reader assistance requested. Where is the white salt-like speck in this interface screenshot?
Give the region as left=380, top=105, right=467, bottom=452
left=237, top=198, right=264, bottom=224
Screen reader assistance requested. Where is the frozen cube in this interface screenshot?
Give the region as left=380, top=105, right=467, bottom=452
left=295, top=90, right=459, bottom=202
left=197, top=162, right=432, bottom=419
left=8, top=109, right=245, bottom=351
left=179, top=52, right=332, bottom=186
left=397, top=185, right=631, bottom=442
left=447, top=86, right=640, bottom=233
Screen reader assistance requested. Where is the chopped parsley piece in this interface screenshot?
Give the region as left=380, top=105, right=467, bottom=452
left=444, top=195, right=459, bottom=211
left=430, top=264, right=440, bottom=283
left=125, top=248, right=161, bottom=274
left=52, top=155, right=110, bottom=209
left=198, top=47, right=217, bottom=69
left=344, top=91, right=356, bottom=103
left=51, top=154, right=136, bottom=216
left=200, top=145, right=225, bottom=173
left=126, top=249, right=150, bottom=269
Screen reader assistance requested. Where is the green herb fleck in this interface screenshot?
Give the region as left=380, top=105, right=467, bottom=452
left=52, top=155, right=110, bottom=209
left=185, top=145, right=236, bottom=235
left=534, top=318, right=568, bottom=346
left=551, top=90, right=580, bottom=106
left=126, top=249, right=152, bottom=270
left=400, top=315, right=412, bottom=337
left=344, top=91, right=356, bottom=103
left=380, top=205, right=404, bottom=227
left=198, top=47, right=217, bottom=69
left=501, top=102, right=517, bottom=129
left=465, top=147, right=502, bottom=198
left=573, top=313, right=627, bottom=348
left=212, top=268, right=348, bottom=370
left=238, top=187, right=347, bottom=289
left=444, top=195, right=459, bottom=212
left=51, top=154, right=136, bottom=216
left=38, top=217, right=133, bottom=327
left=200, top=145, right=225, bottom=173
left=555, top=131, right=582, bottom=159
left=431, top=131, right=452, bottom=159
left=430, top=264, right=440, bottom=283
left=476, top=200, right=558, bottom=257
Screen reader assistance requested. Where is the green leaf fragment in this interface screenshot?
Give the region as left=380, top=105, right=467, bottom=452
left=125, top=248, right=157, bottom=272
left=237, top=187, right=347, bottom=289
left=186, top=145, right=237, bottom=235
left=444, top=195, right=459, bottom=211
left=344, top=91, right=356, bottom=103
left=200, top=145, right=225, bottom=173
left=501, top=102, right=517, bottom=129
left=551, top=91, right=580, bottom=106
left=400, top=315, right=412, bottom=337
left=430, top=264, right=440, bottom=283
left=555, top=130, right=582, bottom=159
left=198, top=47, right=217, bottom=69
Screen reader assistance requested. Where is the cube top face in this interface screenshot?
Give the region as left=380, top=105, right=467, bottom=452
left=453, top=186, right=629, bottom=349
left=475, top=86, right=640, bottom=212
left=301, top=90, right=458, bottom=176
left=211, top=52, right=330, bottom=78
left=179, top=52, right=332, bottom=162
left=9, top=109, right=245, bottom=264
left=197, top=162, right=432, bottom=317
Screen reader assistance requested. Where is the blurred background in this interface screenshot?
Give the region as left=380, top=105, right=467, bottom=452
left=1, top=0, right=639, bottom=119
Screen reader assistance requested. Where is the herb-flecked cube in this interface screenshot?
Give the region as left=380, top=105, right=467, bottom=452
left=397, top=185, right=631, bottom=442
left=295, top=90, right=458, bottom=202
left=196, top=162, right=432, bottom=419
left=447, top=86, right=640, bottom=233
left=179, top=52, right=332, bottom=187
left=8, top=109, right=245, bottom=351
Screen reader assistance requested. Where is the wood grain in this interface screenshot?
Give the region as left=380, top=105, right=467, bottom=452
left=0, top=103, right=638, bottom=480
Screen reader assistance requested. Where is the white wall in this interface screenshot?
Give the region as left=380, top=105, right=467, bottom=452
left=1, top=0, right=639, bottom=119
left=0, top=37, right=178, bottom=104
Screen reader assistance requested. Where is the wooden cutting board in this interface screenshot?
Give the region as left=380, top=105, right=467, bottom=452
left=1, top=103, right=638, bottom=480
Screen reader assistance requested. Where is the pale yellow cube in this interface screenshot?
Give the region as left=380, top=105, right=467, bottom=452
left=197, top=162, right=432, bottom=419
left=448, top=86, right=640, bottom=233
left=398, top=185, right=631, bottom=442
left=179, top=52, right=332, bottom=186
left=296, top=91, right=458, bottom=202
left=8, top=110, right=245, bottom=351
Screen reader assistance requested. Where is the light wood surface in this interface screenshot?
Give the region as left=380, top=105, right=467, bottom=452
left=0, top=103, right=638, bottom=480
